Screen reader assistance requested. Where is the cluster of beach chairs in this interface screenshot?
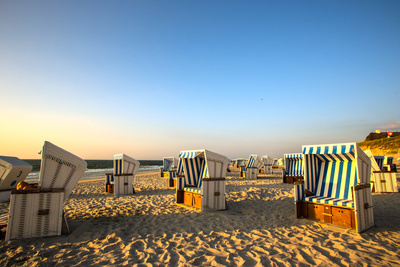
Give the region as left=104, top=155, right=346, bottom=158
left=0, top=141, right=398, bottom=240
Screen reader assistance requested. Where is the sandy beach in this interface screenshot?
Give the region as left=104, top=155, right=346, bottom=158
left=1, top=168, right=400, bottom=266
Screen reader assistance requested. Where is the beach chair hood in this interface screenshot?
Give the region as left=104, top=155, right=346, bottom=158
left=179, top=149, right=230, bottom=181
left=39, top=141, right=87, bottom=200
left=163, top=157, right=178, bottom=171
left=262, top=155, right=274, bottom=165
left=364, top=150, right=381, bottom=172
left=114, top=154, right=140, bottom=175
left=0, top=156, right=32, bottom=190
left=246, top=155, right=263, bottom=169
left=284, top=153, right=304, bottom=177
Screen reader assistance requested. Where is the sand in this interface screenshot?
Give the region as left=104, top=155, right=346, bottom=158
left=1, top=168, right=400, bottom=266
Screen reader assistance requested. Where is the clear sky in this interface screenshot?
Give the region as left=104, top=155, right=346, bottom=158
left=1, top=0, right=399, bottom=160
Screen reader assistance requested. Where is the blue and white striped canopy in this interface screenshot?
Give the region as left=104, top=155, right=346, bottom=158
left=284, top=153, right=303, bottom=176
left=303, top=143, right=355, bottom=162
left=301, top=142, right=370, bottom=201
left=284, top=153, right=302, bottom=159
left=178, top=149, right=230, bottom=189
left=246, top=155, right=263, bottom=169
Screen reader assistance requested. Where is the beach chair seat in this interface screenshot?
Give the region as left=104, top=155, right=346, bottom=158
left=5, top=141, right=87, bottom=241
left=176, top=149, right=230, bottom=211
left=303, top=196, right=354, bottom=208
left=294, top=143, right=374, bottom=233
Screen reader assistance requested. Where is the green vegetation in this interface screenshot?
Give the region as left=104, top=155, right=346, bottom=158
left=357, top=135, right=400, bottom=156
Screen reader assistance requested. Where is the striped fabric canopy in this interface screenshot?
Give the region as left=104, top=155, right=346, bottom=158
left=176, top=158, right=184, bottom=175
left=163, top=157, right=177, bottom=172
left=246, top=155, right=263, bottom=169
left=302, top=143, right=363, bottom=201
left=178, top=149, right=230, bottom=189
left=114, top=154, right=140, bottom=175
left=284, top=153, right=304, bottom=176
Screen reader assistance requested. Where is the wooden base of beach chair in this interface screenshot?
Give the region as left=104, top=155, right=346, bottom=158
left=182, top=191, right=202, bottom=209
left=371, top=171, right=398, bottom=193
left=259, top=169, right=265, bottom=174
left=6, top=189, right=65, bottom=241
left=176, top=190, right=184, bottom=203
left=283, top=176, right=304, bottom=184
left=296, top=201, right=356, bottom=229
left=246, top=168, right=258, bottom=180
left=114, top=175, right=134, bottom=196
left=105, top=183, right=114, bottom=194
left=169, top=179, right=176, bottom=188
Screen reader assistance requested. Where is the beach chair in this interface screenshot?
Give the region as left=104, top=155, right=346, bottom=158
left=5, top=141, right=87, bottom=241
left=0, top=156, right=32, bottom=202
left=113, top=154, right=140, bottom=196
left=160, top=157, right=178, bottom=178
left=294, top=142, right=374, bottom=232
left=241, top=155, right=263, bottom=179
left=175, top=149, right=230, bottom=211
left=283, top=153, right=304, bottom=183
left=105, top=154, right=140, bottom=195
left=262, top=155, right=274, bottom=174
left=365, top=151, right=398, bottom=193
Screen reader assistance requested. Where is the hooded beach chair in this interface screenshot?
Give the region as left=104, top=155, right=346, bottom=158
left=365, top=151, right=398, bottom=193
left=175, top=149, right=230, bottom=211
left=160, top=157, right=178, bottom=178
left=241, top=155, right=263, bottom=179
left=283, top=153, right=304, bottom=183
left=294, top=143, right=374, bottom=232
left=5, top=141, right=87, bottom=241
left=0, top=156, right=32, bottom=202
left=262, top=155, right=274, bottom=174
left=106, top=154, right=139, bottom=196
left=236, top=158, right=247, bottom=168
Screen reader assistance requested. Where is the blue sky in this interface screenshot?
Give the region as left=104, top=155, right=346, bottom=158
left=1, top=0, right=399, bottom=159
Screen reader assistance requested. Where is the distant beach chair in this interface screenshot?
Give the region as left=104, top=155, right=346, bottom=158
left=160, top=157, right=178, bottom=178
left=262, top=155, right=274, bottom=174
left=230, top=159, right=237, bottom=167
left=282, top=153, right=304, bottom=183
left=175, top=149, right=230, bottom=211
left=106, top=154, right=140, bottom=196
left=4, top=141, right=87, bottom=241
left=159, top=157, right=178, bottom=188
left=364, top=151, right=398, bottom=193
left=242, top=155, right=263, bottom=179
left=235, top=158, right=247, bottom=169
left=294, top=142, right=374, bottom=232
left=0, top=156, right=32, bottom=202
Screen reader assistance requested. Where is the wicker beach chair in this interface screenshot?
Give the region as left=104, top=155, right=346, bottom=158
left=364, top=151, right=398, bottom=193
left=0, top=156, right=32, bottom=202
left=241, top=155, right=263, bottom=179
left=113, top=154, right=140, bottom=196
left=5, top=141, right=87, bottom=241
left=262, top=155, right=274, bottom=174
left=282, top=153, right=304, bottom=183
left=294, top=142, right=374, bottom=233
left=175, top=149, right=230, bottom=211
